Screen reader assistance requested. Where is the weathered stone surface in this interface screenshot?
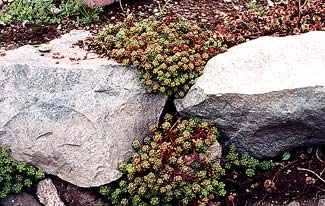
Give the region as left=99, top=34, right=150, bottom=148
left=53, top=178, right=109, bottom=206
left=0, top=192, right=42, bottom=206
left=288, top=201, right=301, bottom=206
left=318, top=199, right=325, bottom=206
left=37, top=179, right=65, bottom=206
left=83, top=0, right=118, bottom=7
left=208, top=141, right=222, bottom=164
left=175, top=31, right=325, bottom=158
left=0, top=30, right=167, bottom=187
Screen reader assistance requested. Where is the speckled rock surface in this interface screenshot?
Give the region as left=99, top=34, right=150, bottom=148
left=175, top=31, right=325, bottom=158
left=83, top=0, right=118, bottom=7
left=37, top=179, right=65, bottom=206
left=318, top=198, right=325, bottom=206
left=0, top=30, right=167, bottom=187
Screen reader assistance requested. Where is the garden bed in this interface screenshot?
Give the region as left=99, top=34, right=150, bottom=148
left=1, top=0, right=325, bottom=205
left=1, top=0, right=261, bottom=50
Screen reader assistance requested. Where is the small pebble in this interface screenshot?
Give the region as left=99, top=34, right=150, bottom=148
left=267, top=0, right=275, bottom=7
left=38, top=44, right=51, bottom=53
left=287, top=200, right=301, bottom=206
left=50, top=7, right=61, bottom=14
left=111, top=16, right=116, bottom=20
left=86, top=52, right=97, bottom=59
left=0, top=50, right=6, bottom=56
left=52, top=52, right=64, bottom=59
left=300, top=153, right=307, bottom=159
left=69, top=56, right=81, bottom=61
left=318, top=199, right=325, bottom=206
left=22, top=20, right=29, bottom=27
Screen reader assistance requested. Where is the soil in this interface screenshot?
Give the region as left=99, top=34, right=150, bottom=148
left=0, top=0, right=261, bottom=50
left=1, top=0, right=325, bottom=205
left=224, top=148, right=325, bottom=206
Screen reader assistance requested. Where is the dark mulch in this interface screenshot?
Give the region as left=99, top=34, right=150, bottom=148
left=225, top=148, right=325, bottom=206
left=0, top=0, right=259, bottom=50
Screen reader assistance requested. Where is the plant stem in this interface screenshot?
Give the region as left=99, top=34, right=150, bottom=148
left=297, top=167, right=325, bottom=184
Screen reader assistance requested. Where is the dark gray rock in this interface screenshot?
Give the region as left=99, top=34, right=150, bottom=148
left=53, top=178, right=109, bottom=206
left=0, top=30, right=167, bottom=187
left=0, top=192, right=42, bottom=206
left=175, top=32, right=325, bottom=158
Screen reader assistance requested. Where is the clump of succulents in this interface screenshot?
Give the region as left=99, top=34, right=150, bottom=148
left=0, top=0, right=102, bottom=25
left=99, top=114, right=226, bottom=205
left=0, top=147, right=45, bottom=199
left=224, top=145, right=272, bottom=177
left=86, top=14, right=225, bottom=98
left=216, top=0, right=325, bottom=46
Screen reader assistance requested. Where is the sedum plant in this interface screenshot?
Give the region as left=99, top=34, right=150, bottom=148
left=0, top=0, right=102, bottom=25
left=224, top=145, right=272, bottom=177
left=0, top=148, right=45, bottom=199
left=99, top=114, right=226, bottom=205
left=86, top=14, right=226, bottom=98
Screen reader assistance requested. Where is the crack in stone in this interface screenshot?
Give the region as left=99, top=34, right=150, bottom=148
left=36, top=132, right=53, bottom=140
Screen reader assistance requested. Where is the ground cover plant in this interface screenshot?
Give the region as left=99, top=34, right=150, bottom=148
left=99, top=114, right=272, bottom=206
left=224, top=147, right=325, bottom=205
left=86, top=14, right=226, bottom=98
left=224, top=145, right=272, bottom=178
left=0, top=147, right=45, bottom=199
left=0, top=0, right=102, bottom=25
left=99, top=114, right=226, bottom=205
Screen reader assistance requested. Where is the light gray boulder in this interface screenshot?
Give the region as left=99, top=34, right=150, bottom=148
left=175, top=31, right=325, bottom=158
left=0, top=30, right=167, bottom=187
